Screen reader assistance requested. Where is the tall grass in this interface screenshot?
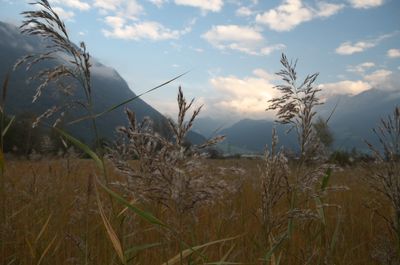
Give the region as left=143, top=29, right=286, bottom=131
left=365, top=106, right=400, bottom=264
left=260, top=54, right=347, bottom=264
left=0, top=1, right=399, bottom=264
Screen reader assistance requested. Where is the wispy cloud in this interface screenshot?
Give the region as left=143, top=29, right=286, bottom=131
left=236, top=6, right=254, bottom=17
left=202, top=25, right=285, bottom=55
left=255, top=0, right=344, bottom=32
left=336, top=32, right=398, bottom=55
left=174, top=0, right=223, bottom=12
left=363, top=69, right=392, bottom=86
left=387, top=48, right=400, bottom=58
left=50, top=0, right=90, bottom=11
left=94, top=0, right=120, bottom=11
left=319, top=80, right=371, bottom=97
left=148, top=0, right=167, bottom=8
left=94, top=0, right=143, bottom=20
left=52, top=7, right=75, bottom=20
left=335, top=41, right=375, bottom=55
left=348, top=0, right=384, bottom=9
left=103, top=17, right=184, bottom=40
left=346, top=62, right=375, bottom=74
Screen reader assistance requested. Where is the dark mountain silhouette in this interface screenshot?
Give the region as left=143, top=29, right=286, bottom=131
left=327, top=88, right=400, bottom=151
left=0, top=21, right=205, bottom=145
left=192, top=117, right=231, bottom=138
left=213, top=89, right=399, bottom=154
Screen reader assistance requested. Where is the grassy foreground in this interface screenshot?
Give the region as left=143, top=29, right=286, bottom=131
left=0, top=158, right=391, bottom=264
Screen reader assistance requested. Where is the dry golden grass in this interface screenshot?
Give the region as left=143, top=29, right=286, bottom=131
left=0, top=158, right=392, bottom=264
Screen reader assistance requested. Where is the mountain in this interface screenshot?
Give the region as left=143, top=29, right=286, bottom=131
left=0, top=21, right=205, bottom=145
left=328, top=89, right=400, bottom=151
left=218, top=89, right=399, bottom=154
left=218, top=119, right=289, bottom=154
left=192, top=117, right=233, bottom=138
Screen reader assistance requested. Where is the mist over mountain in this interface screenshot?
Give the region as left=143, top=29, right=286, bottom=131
left=0, top=21, right=204, bottom=145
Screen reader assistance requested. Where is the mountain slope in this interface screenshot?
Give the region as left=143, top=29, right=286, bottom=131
left=0, top=21, right=204, bottom=145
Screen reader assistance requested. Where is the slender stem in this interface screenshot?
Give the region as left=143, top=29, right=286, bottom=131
left=0, top=105, right=5, bottom=260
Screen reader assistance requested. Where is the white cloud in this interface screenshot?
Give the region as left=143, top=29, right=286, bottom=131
left=94, top=0, right=120, bottom=11
left=94, top=0, right=143, bottom=20
left=208, top=66, right=397, bottom=117
left=349, top=0, right=384, bottom=9
left=202, top=25, right=285, bottom=56
left=336, top=32, right=397, bottom=55
left=148, top=0, right=167, bottom=8
left=363, top=69, right=399, bottom=91
left=319, top=68, right=395, bottom=98
left=256, top=0, right=344, bottom=31
left=335, top=41, right=375, bottom=55
left=387, top=48, right=400, bottom=58
left=103, top=17, right=182, bottom=40
left=319, top=80, right=371, bottom=97
left=256, top=0, right=312, bottom=31
left=260, top=44, right=286, bottom=55
left=203, top=25, right=263, bottom=44
left=174, top=0, right=223, bottom=12
left=104, top=16, right=125, bottom=28
left=363, top=69, right=392, bottom=86
left=50, top=0, right=90, bottom=11
left=53, top=7, right=75, bottom=20
left=346, top=62, right=375, bottom=74
left=236, top=6, right=253, bottom=16
left=210, top=69, right=280, bottom=116
left=124, top=1, right=144, bottom=20
left=317, top=2, right=345, bottom=17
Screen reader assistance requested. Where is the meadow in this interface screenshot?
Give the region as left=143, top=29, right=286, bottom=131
left=0, top=158, right=393, bottom=264
left=1, top=1, right=399, bottom=264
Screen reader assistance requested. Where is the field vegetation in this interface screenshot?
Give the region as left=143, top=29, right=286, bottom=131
left=0, top=1, right=399, bottom=264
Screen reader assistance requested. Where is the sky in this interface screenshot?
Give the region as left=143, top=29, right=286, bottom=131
left=0, top=0, right=399, bottom=122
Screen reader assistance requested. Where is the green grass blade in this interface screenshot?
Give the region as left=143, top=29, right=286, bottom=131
left=97, top=179, right=167, bottom=228
left=125, top=242, right=163, bottom=257
left=205, top=243, right=243, bottom=264
left=53, top=127, right=104, bottom=170
left=316, top=167, right=332, bottom=225
left=96, top=184, right=126, bottom=265
left=321, top=167, right=332, bottom=191
left=314, top=197, right=326, bottom=225
left=0, top=149, right=4, bottom=173
left=1, top=72, right=9, bottom=108
left=161, top=235, right=241, bottom=265
left=330, top=208, right=343, bottom=253
left=36, top=235, right=57, bottom=265
left=262, top=232, right=288, bottom=263
left=68, top=71, right=189, bottom=125
left=35, top=214, right=52, bottom=244
left=2, top=116, right=15, bottom=137
left=204, top=261, right=246, bottom=265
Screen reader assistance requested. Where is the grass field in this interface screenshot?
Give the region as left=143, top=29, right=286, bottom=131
left=0, top=158, right=393, bottom=264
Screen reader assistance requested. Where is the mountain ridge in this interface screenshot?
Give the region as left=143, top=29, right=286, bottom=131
left=0, top=21, right=205, bottom=146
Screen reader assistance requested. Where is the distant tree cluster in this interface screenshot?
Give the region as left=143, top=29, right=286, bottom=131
left=1, top=112, right=65, bottom=157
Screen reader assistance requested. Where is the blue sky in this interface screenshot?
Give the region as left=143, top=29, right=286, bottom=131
left=1, top=0, right=399, bottom=121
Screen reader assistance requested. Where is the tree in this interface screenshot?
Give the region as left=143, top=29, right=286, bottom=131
left=313, top=116, right=334, bottom=150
